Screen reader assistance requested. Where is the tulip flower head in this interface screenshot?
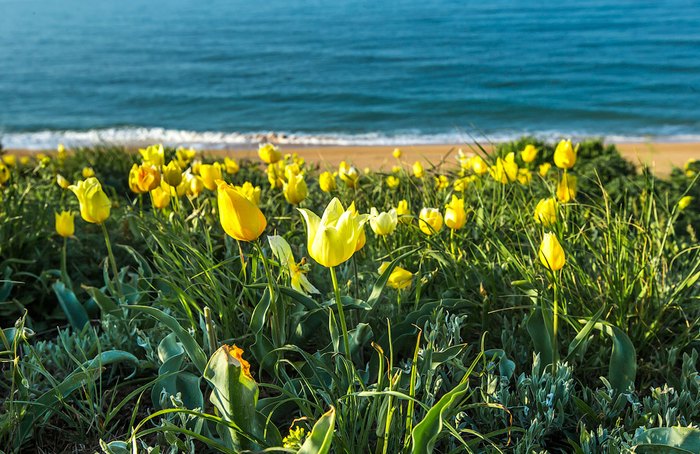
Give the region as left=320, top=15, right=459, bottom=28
left=69, top=178, right=111, bottom=224
left=378, top=262, right=413, bottom=290
left=2, top=155, right=16, bottom=167
left=434, top=175, right=449, bottom=190
left=162, top=160, right=183, bottom=187
left=444, top=195, right=466, bottom=230
left=319, top=171, right=337, bottom=193
left=235, top=182, right=262, bottom=205
left=217, top=180, right=267, bottom=242
left=55, top=211, right=75, bottom=238
left=412, top=161, right=425, bottom=178
left=283, top=173, right=308, bottom=205
left=385, top=175, right=400, bottom=189
left=224, top=157, right=240, bottom=175
left=554, top=139, right=578, bottom=169
left=490, top=152, right=518, bottom=184
left=678, top=195, right=694, bottom=211
left=338, top=161, right=360, bottom=188
left=396, top=199, right=412, bottom=224
left=267, top=161, right=286, bottom=189
left=56, top=174, right=71, bottom=189
left=150, top=186, right=171, bottom=209
left=539, top=162, right=552, bottom=177
left=176, top=147, right=196, bottom=167
left=471, top=155, right=489, bottom=175
left=534, top=198, right=558, bottom=226
left=139, top=144, right=165, bottom=167
left=539, top=232, right=566, bottom=271
left=392, top=148, right=402, bottom=159
left=369, top=207, right=398, bottom=236
left=521, top=144, right=538, bottom=163
left=258, top=143, right=282, bottom=164
left=82, top=167, right=96, bottom=179
left=419, top=207, right=444, bottom=235
left=298, top=198, right=368, bottom=267
left=200, top=163, right=223, bottom=191
left=130, top=163, right=161, bottom=193
left=268, top=235, right=319, bottom=296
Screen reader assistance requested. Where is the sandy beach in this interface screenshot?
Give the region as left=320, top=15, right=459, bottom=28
left=5, top=141, right=698, bottom=177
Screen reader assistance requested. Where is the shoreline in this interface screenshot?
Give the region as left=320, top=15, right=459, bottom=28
left=4, top=141, right=698, bottom=176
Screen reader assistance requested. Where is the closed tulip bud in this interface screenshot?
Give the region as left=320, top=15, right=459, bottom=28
left=217, top=180, right=267, bottom=242
left=2, top=155, right=16, bottom=166
left=298, top=198, right=368, bottom=267
left=556, top=173, right=577, bottom=202
left=539, top=162, right=552, bottom=177
left=396, top=199, right=412, bottom=224
left=534, top=198, right=558, bottom=226
left=378, top=262, right=413, bottom=290
left=162, top=160, right=183, bottom=187
left=150, top=186, right=171, bottom=209
left=521, top=144, right=538, bottom=163
left=539, top=232, right=566, bottom=271
left=82, top=167, right=95, bottom=178
left=319, top=171, right=337, bottom=193
left=385, top=175, right=400, bottom=189
left=444, top=195, right=466, bottom=230
left=55, top=211, right=75, bottom=238
left=200, top=163, right=223, bottom=191
left=678, top=195, right=694, bottom=211
left=554, top=139, right=578, bottom=169
left=369, top=207, right=398, bottom=236
left=0, top=163, right=9, bottom=185
left=139, top=144, right=165, bottom=167
left=284, top=173, right=308, bottom=205
left=338, top=161, right=360, bottom=188
left=392, top=148, right=402, bottom=159
left=258, top=143, right=282, bottom=164
left=56, top=174, right=70, bottom=189
left=490, top=152, right=518, bottom=184
left=419, top=208, right=443, bottom=235
left=224, top=157, right=240, bottom=175
left=471, top=155, right=489, bottom=175
left=68, top=178, right=111, bottom=224
left=412, top=161, right=425, bottom=178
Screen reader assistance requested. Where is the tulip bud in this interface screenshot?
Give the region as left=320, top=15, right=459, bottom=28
left=385, top=175, right=400, bottom=189
left=200, top=163, right=223, bottom=191
left=534, top=198, right=558, bottom=226
left=539, top=232, right=566, bottom=271
left=444, top=195, right=466, bottom=230
left=55, top=211, right=75, bottom=238
left=392, top=148, right=402, bottom=159
left=396, top=199, right=412, bottom=224
left=283, top=173, right=308, bottom=205
left=338, top=161, right=360, bottom=188
left=554, top=139, right=577, bottom=169
left=162, top=160, right=183, bottom=187
left=68, top=178, right=111, bottom=224
left=412, top=161, right=425, bottom=178
left=378, top=262, right=413, bottom=290
left=258, top=143, right=282, bottom=164
left=369, top=207, right=398, bottom=236
left=224, top=157, right=240, bottom=175
left=56, top=174, right=71, bottom=189
left=521, top=144, right=538, bottom=163
left=217, top=180, right=267, bottom=242
left=150, top=186, right=171, bottom=209
left=678, top=195, right=694, bottom=211
left=82, top=167, right=95, bottom=178
left=419, top=208, right=443, bottom=235
left=139, top=144, right=165, bottom=167
left=319, top=171, right=337, bottom=193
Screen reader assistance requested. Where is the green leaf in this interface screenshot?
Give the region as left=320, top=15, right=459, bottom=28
left=411, top=380, right=469, bottom=454
left=526, top=307, right=552, bottom=367
left=130, top=305, right=208, bottom=375
left=52, top=281, right=89, bottom=330
left=83, top=285, right=120, bottom=315
left=567, top=304, right=606, bottom=358
left=588, top=321, right=637, bottom=393
left=298, top=406, right=336, bottom=454
left=633, top=427, right=700, bottom=453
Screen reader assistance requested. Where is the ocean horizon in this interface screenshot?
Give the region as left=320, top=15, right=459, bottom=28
left=2, top=0, right=700, bottom=149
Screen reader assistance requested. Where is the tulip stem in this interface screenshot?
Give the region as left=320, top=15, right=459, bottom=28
left=61, top=237, right=72, bottom=288
left=255, top=240, right=282, bottom=346
left=330, top=266, right=351, bottom=357
left=101, top=222, right=122, bottom=299
left=552, top=271, right=560, bottom=374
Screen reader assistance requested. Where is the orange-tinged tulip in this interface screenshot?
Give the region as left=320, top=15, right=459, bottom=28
left=217, top=180, right=267, bottom=242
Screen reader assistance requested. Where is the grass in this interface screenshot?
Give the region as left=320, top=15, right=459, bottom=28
left=0, top=138, right=699, bottom=453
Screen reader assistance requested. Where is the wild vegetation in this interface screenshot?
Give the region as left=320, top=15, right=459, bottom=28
left=0, top=139, right=699, bottom=453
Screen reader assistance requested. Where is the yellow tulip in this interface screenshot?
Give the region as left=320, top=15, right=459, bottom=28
left=185, top=173, right=205, bottom=197
left=392, top=148, right=402, bottom=159
left=434, top=175, right=449, bottom=190
left=176, top=147, right=197, bottom=167
left=554, top=139, right=577, bottom=169
left=396, top=199, right=412, bottom=224
left=386, top=175, right=400, bottom=189
left=56, top=174, right=70, bottom=189
left=471, top=155, right=489, bottom=175
left=82, top=167, right=96, bottom=178
left=267, top=161, right=286, bottom=189
left=139, top=144, right=165, bottom=167
left=298, top=198, right=368, bottom=267
left=150, top=186, right=171, bottom=209
left=453, top=176, right=476, bottom=192
left=338, top=161, right=360, bottom=188
left=369, top=207, right=398, bottom=236
left=217, top=180, right=267, bottom=242
left=517, top=168, right=532, bottom=185
left=20, top=156, right=31, bottom=166
left=224, top=157, right=240, bottom=175
left=283, top=173, right=308, bottom=205
left=57, top=143, right=67, bottom=161
left=539, top=232, right=566, bottom=271
left=235, top=182, right=262, bottom=205
left=444, top=195, right=466, bottom=230
left=191, top=159, right=202, bottom=175
left=268, top=235, right=319, bottom=296
left=490, top=152, right=518, bottom=184
left=378, top=262, right=413, bottom=290
left=162, top=160, right=183, bottom=187
left=2, top=155, right=16, bottom=166
left=68, top=178, right=111, bottom=224
left=521, top=144, right=538, bottom=163
left=258, top=143, right=282, bottom=164
left=0, top=163, right=10, bottom=185
left=539, top=162, right=552, bottom=177
left=412, top=161, right=425, bottom=178
left=678, top=196, right=694, bottom=211
left=534, top=198, right=558, bottom=226
left=319, top=171, right=337, bottom=193
left=556, top=173, right=577, bottom=202
left=391, top=165, right=401, bottom=174
left=419, top=208, right=443, bottom=235
left=55, top=211, right=75, bottom=238
left=200, top=163, right=223, bottom=191
left=130, top=163, right=161, bottom=193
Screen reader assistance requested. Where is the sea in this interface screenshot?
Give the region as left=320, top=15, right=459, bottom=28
left=1, top=0, right=700, bottom=149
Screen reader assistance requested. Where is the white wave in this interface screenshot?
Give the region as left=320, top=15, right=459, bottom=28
left=2, top=127, right=700, bottom=150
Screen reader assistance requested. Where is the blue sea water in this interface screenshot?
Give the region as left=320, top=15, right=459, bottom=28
left=1, top=0, right=700, bottom=148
